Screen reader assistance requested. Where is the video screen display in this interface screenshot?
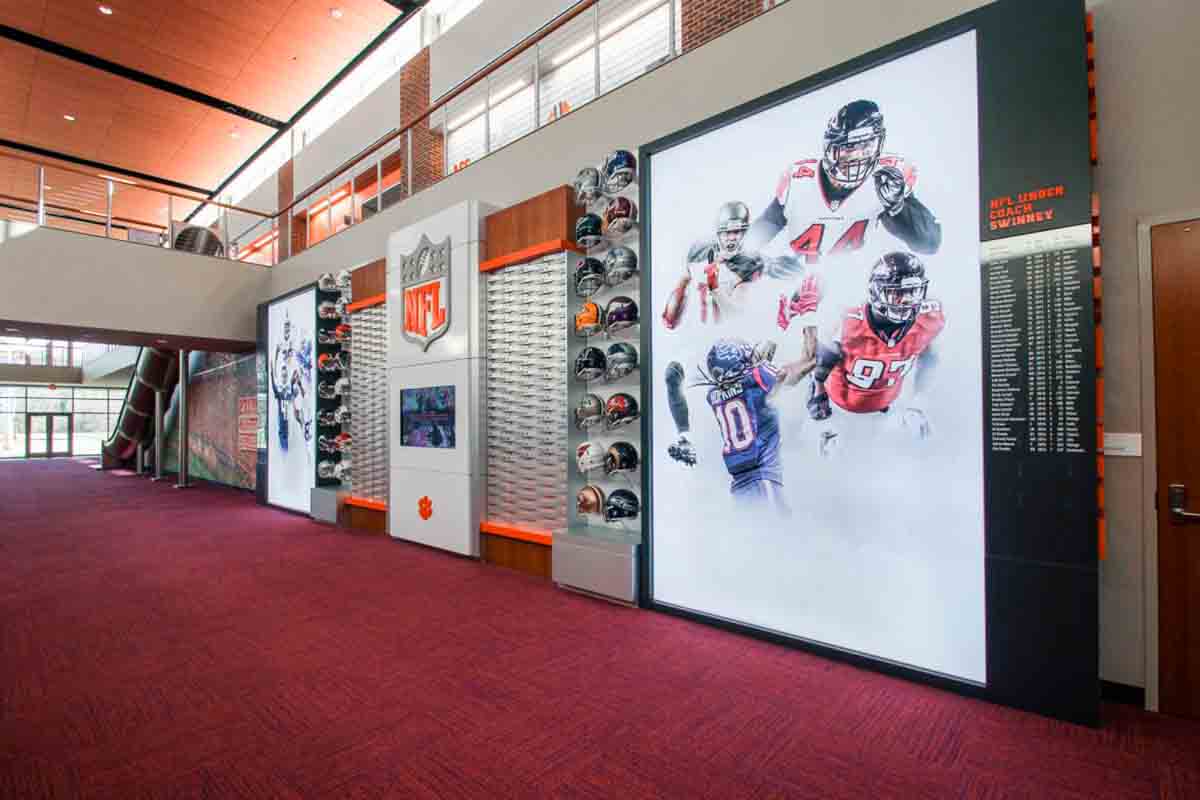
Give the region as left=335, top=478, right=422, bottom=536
left=401, top=385, right=456, bottom=449
left=267, top=288, right=316, bottom=513
left=648, top=32, right=985, bottom=683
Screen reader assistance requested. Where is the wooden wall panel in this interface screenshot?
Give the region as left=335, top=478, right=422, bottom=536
left=277, top=159, right=294, bottom=261
left=351, top=258, right=387, bottom=299
left=485, top=185, right=583, bottom=261
left=481, top=533, right=552, bottom=579
left=339, top=504, right=388, bottom=534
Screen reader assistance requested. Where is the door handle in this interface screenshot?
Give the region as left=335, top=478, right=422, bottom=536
left=1168, top=484, right=1200, bottom=521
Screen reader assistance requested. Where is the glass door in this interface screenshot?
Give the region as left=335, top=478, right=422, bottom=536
left=26, top=414, right=48, bottom=456
left=25, top=413, right=72, bottom=457
left=50, top=414, right=72, bottom=456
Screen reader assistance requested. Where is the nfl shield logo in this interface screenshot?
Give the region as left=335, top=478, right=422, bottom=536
left=399, top=235, right=452, bottom=351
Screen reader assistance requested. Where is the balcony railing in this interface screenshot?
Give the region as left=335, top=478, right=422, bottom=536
left=2, top=0, right=689, bottom=266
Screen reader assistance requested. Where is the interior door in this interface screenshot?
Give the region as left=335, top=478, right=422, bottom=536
left=1151, top=218, right=1200, bottom=719
left=26, top=414, right=48, bottom=457
left=49, top=414, right=72, bottom=457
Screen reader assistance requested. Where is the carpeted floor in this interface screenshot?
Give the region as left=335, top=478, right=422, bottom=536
left=1, top=460, right=1197, bottom=799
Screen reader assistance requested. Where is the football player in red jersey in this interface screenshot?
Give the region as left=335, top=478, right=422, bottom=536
left=744, top=99, right=942, bottom=272
left=807, top=251, right=943, bottom=454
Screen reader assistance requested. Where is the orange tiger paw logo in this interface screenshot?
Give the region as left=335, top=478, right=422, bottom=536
left=418, top=496, right=433, bottom=520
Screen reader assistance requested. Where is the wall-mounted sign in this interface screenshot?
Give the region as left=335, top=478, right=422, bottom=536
left=399, top=234, right=452, bottom=351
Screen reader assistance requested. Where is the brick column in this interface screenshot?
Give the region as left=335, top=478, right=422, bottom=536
left=400, top=47, right=446, bottom=194
left=681, top=0, right=763, bottom=53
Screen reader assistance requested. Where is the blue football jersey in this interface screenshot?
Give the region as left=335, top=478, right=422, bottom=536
left=706, top=363, right=782, bottom=489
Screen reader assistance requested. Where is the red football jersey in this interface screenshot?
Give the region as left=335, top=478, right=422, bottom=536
left=826, top=301, right=945, bottom=413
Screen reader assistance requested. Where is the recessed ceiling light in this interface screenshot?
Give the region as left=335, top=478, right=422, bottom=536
left=329, top=7, right=344, bottom=19
left=98, top=5, right=113, bottom=15
left=229, top=129, right=240, bottom=139
left=5, top=327, right=20, bottom=333
left=155, top=338, right=169, bottom=344
left=63, top=114, right=76, bottom=121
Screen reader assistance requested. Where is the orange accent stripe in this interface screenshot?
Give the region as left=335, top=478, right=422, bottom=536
left=479, top=239, right=580, bottom=272
left=480, top=521, right=553, bottom=546
left=347, top=293, right=386, bottom=313
left=1098, top=515, right=1107, bottom=561
left=346, top=497, right=388, bottom=511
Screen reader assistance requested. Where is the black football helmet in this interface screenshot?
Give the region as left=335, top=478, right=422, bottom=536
left=868, top=251, right=928, bottom=324
left=576, top=213, right=604, bottom=247
left=604, top=489, right=640, bottom=522
left=822, top=100, right=885, bottom=190
left=574, top=346, right=608, bottom=381
left=574, top=257, right=606, bottom=297
left=604, top=441, right=639, bottom=475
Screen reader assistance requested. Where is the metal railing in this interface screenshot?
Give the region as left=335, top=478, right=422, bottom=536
left=274, top=0, right=678, bottom=261
left=0, top=149, right=276, bottom=262
left=1, top=0, right=687, bottom=266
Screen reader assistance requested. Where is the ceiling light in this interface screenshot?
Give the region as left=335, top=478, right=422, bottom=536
left=5, top=327, right=20, bottom=333
left=230, top=130, right=240, bottom=139
left=155, top=338, right=169, bottom=344
left=330, top=8, right=344, bottom=19
left=98, top=5, right=113, bottom=15
left=63, top=114, right=76, bottom=121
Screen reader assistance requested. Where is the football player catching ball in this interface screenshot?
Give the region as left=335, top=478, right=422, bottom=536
left=665, top=338, right=814, bottom=514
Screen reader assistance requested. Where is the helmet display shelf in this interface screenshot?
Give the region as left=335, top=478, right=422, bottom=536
left=558, top=150, right=644, bottom=604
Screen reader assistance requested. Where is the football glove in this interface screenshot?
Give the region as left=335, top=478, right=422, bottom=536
left=902, top=407, right=932, bottom=440
left=667, top=435, right=697, bottom=467
left=807, top=382, right=832, bottom=421
left=874, top=165, right=912, bottom=216
left=776, top=274, right=822, bottom=331
left=753, top=339, right=777, bottom=365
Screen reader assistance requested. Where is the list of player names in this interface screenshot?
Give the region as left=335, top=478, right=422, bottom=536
left=983, top=224, right=1092, bottom=455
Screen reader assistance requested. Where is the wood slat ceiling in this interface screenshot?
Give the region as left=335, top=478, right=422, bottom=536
left=0, top=0, right=400, bottom=195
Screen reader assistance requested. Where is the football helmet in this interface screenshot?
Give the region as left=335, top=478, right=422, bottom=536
left=318, top=435, right=339, bottom=454
left=605, top=343, right=638, bottom=380
left=868, top=251, right=928, bottom=324
left=574, top=257, right=607, bottom=297
left=601, top=149, right=637, bottom=193
left=575, top=302, right=604, bottom=337
left=318, top=329, right=339, bottom=345
left=605, top=392, right=640, bottom=428
left=333, top=459, right=352, bottom=480
left=715, top=201, right=750, bottom=258
left=574, top=166, right=602, bottom=205
left=575, top=346, right=608, bottom=381
left=603, top=489, right=640, bottom=522
left=576, top=442, right=607, bottom=474
left=317, top=410, right=339, bottom=427
left=604, top=297, right=639, bottom=334
left=317, top=352, right=346, bottom=373
left=603, top=197, right=638, bottom=236
left=335, top=323, right=351, bottom=343
left=335, top=296, right=350, bottom=317
left=317, top=459, right=339, bottom=479
left=604, top=246, right=638, bottom=287
left=576, top=393, right=605, bottom=430
left=577, top=485, right=606, bottom=516
left=318, top=301, right=340, bottom=320
left=705, top=338, right=756, bottom=386
left=317, top=380, right=341, bottom=399
left=317, top=272, right=338, bottom=293
left=336, top=269, right=353, bottom=291
left=604, top=441, right=639, bottom=475
left=822, top=100, right=885, bottom=190
left=575, top=213, right=604, bottom=248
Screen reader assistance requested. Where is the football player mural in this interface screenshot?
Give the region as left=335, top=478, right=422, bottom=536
left=269, top=313, right=314, bottom=452
left=647, top=30, right=985, bottom=684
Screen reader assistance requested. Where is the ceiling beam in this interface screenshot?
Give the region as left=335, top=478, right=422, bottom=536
left=0, top=138, right=215, bottom=195
left=0, top=24, right=288, bottom=130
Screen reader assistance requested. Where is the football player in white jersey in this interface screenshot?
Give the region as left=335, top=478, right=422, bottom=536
left=746, top=100, right=943, bottom=331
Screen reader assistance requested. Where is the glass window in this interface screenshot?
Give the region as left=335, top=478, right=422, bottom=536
left=0, top=412, right=25, bottom=458
left=72, top=413, right=110, bottom=456
left=599, top=1, right=671, bottom=94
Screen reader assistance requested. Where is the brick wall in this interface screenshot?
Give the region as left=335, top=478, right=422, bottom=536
left=681, top=0, right=764, bottom=52
left=400, top=47, right=446, bottom=194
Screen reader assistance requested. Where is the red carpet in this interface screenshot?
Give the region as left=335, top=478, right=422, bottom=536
left=1, top=460, right=1197, bottom=798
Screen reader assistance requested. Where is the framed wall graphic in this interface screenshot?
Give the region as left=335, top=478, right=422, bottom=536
left=265, top=286, right=318, bottom=513
left=640, top=0, right=1097, bottom=724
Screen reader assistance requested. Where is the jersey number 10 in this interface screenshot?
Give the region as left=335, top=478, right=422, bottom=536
left=714, top=398, right=756, bottom=453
